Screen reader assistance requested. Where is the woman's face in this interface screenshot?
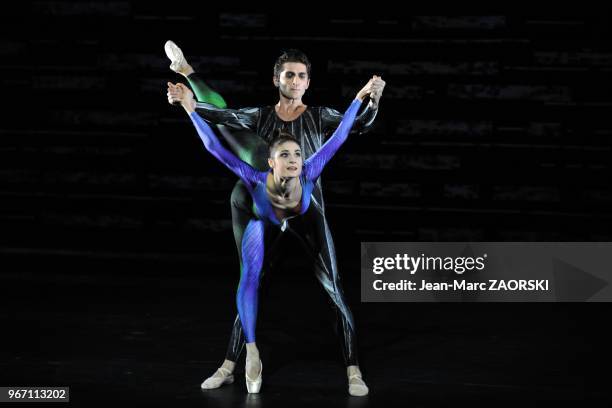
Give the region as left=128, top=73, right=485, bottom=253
left=268, top=140, right=303, bottom=178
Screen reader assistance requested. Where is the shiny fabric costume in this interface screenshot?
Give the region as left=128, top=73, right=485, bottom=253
left=187, top=74, right=377, bottom=365
left=189, top=99, right=361, bottom=344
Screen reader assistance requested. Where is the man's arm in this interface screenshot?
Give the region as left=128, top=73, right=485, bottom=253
left=194, top=102, right=260, bottom=131
left=167, top=82, right=260, bottom=130
left=321, top=101, right=378, bottom=134
left=321, top=75, right=385, bottom=135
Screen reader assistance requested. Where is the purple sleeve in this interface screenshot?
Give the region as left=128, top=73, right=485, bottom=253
left=189, top=112, right=261, bottom=185
left=303, top=99, right=363, bottom=181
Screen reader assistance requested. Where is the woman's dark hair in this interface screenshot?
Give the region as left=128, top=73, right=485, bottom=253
left=273, top=49, right=311, bottom=80
left=268, top=128, right=301, bottom=156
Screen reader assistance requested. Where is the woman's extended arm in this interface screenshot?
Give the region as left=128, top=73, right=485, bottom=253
left=303, top=78, right=374, bottom=181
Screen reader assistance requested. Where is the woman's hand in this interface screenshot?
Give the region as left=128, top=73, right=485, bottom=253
left=356, top=78, right=374, bottom=102
left=356, top=75, right=386, bottom=105
left=167, top=82, right=196, bottom=113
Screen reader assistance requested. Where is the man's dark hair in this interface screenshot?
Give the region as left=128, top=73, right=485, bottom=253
left=268, top=128, right=301, bottom=156
left=273, top=49, right=311, bottom=80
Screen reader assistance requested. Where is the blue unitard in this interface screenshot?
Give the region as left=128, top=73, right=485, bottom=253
left=188, top=99, right=362, bottom=343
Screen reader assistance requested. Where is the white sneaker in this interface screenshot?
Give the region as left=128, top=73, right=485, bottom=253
left=245, top=359, right=262, bottom=394
left=200, top=367, right=234, bottom=389
left=348, top=373, right=369, bottom=396
left=164, top=40, right=189, bottom=74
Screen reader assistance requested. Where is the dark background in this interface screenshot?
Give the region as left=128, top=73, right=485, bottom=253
left=1, top=5, right=610, bottom=407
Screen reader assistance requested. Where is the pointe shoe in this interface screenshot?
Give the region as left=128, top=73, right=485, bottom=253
left=245, top=359, right=262, bottom=394
left=164, top=40, right=190, bottom=74
left=200, top=367, right=234, bottom=389
left=348, top=373, right=369, bottom=397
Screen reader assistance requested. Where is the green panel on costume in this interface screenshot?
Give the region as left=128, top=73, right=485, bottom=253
left=187, top=74, right=268, bottom=169
left=187, top=74, right=227, bottom=109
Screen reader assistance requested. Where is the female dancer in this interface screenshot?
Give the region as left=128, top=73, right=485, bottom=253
left=168, top=78, right=374, bottom=395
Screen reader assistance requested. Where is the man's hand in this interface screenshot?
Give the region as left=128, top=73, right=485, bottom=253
left=368, top=75, right=386, bottom=109
left=167, top=82, right=196, bottom=113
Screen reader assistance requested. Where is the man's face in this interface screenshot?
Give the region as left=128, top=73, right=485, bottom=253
left=274, top=62, right=310, bottom=100
left=268, top=140, right=303, bottom=178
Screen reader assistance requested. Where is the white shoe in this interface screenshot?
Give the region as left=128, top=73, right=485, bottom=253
left=245, top=359, right=262, bottom=394
left=164, top=40, right=189, bottom=73
left=200, top=367, right=234, bottom=389
left=348, top=373, right=369, bottom=397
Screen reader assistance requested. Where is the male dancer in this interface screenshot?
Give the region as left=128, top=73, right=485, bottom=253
left=165, top=41, right=385, bottom=396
